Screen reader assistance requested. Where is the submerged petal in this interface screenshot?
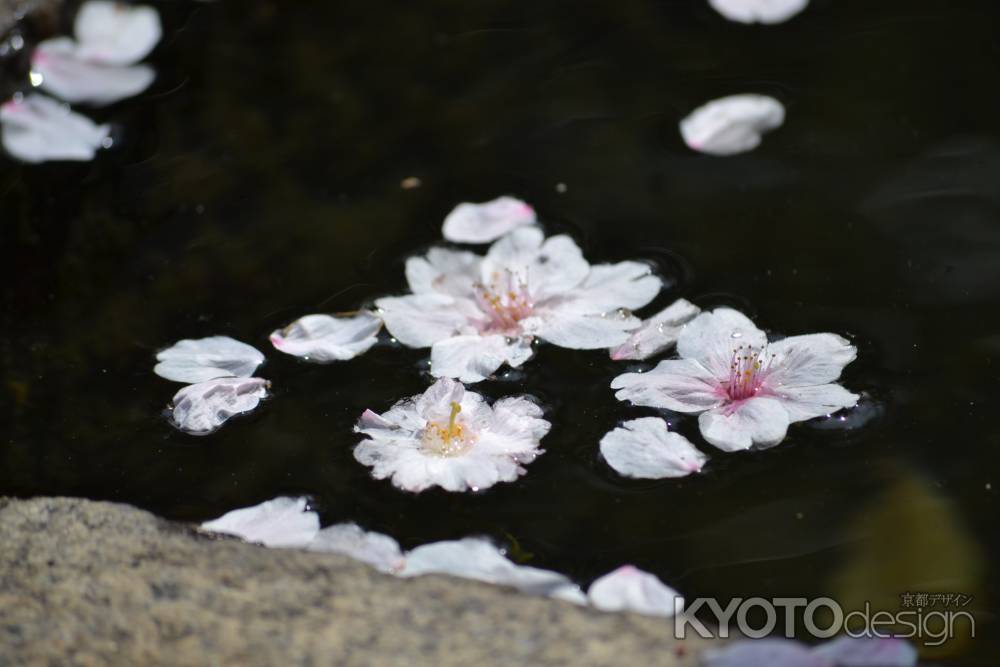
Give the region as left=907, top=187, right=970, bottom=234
left=680, top=94, right=785, bottom=156
left=429, top=333, right=532, bottom=383
left=33, top=38, right=155, bottom=106
left=155, top=335, right=265, bottom=383
left=442, top=196, right=537, bottom=243
left=708, top=0, right=809, bottom=25
left=702, top=639, right=829, bottom=667
left=812, top=636, right=918, bottom=667
left=610, top=298, right=701, bottom=360
left=200, top=496, right=318, bottom=549
left=698, top=396, right=790, bottom=451
left=600, top=417, right=707, bottom=479
left=611, top=358, right=724, bottom=412
left=587, top=565, right=684, bottom=617
left=1, top=93, right=109, bottom=163
left=765, top=333, right=858, bottom=388
left=74, top=0, right=162, bottom=65
left=307, top=523, right=405, bottom=574
left=270, top=311, right=381, bottom=362
left=169, top=377, right=269, bottom=435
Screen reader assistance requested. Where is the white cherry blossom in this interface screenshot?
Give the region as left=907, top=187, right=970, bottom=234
left=600, top=417, right=708, bottom=479
left=680, top=94, right=784, bottom=156
left=377, top=227, right=662, bottom=382
left=441, top=196, right=537, bottom=244
left=587, top=565, right=684, bottom=617
left=709, top=0, right=809, bottom=25
left=155, top=335, right=265, bottom=383
left=307, top=523, right=405, bottom=574
left=610, top=298, right=700, bottom=360
left=200, top=496, right=319, bottom=548
left=353, top=377, right=549, bottom=493
left=611, top=307, right=858, bottom=451
left=270, top=311, right=381, bottom=362
left=1, top=94, right=109, bottom=163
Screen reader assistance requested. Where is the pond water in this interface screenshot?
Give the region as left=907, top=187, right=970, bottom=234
left=2, top=0, right=999, bottom=663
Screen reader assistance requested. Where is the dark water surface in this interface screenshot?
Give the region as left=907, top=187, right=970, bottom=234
left=3, top=1, right=999, bottom=663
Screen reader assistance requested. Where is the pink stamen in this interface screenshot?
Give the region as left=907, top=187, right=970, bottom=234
left=473, top=269, right=534, bottom=333
left=724, top=344, right=773, bottom=401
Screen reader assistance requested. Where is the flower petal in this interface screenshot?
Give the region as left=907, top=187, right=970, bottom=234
left=526, top=306, right=641, bottom=349
left=33, top=38, right=155, bottom=106
left=415, top=376, right=466, bottom=418
left=708, top=0, right=809, bottom=25
left=680, top=94, right=785, bottom=156
left=702, top=639, right=830, bottom=667
left=200, top=497, right=318, bottom=549
left=610, top=298, right=701, bottom=361
left=401, top=538, right=578, bottom=597
left=405, top=247, right=482, bottom=296
left=812, top=636, right=918, bottom=667
left=587, top=565, right=684, bottom=617
left=1, top=94, right=109, bottom=163
left=565, top=260, right=662, bottom=312
left=698, top=396, right=789, bottom=451
left=429, top=334, right=532, bottom=383
left=676, top=307, right=766, bottom=379
left=765, top=333, right=857, bottom=388
left=442, top=196, right=537, bottom=243
left=375, top=293, right=471, bottom=348
left=611, top=358, right=724, bottom=412
left=74, top=0, right=162, bottom=65
left=482, top=227, right=590, bottom=301
left=307, top=523, right=405, bottom=574
left=270, top=311, right=381, bottom=362
left=476, top=396, right=550, bottom=459
left=169, top=377, right=269, bottom=434
left=600, top=417, right=707, bottom=479
left=155, top=335, right=265, bottom=383
left=776, top=383, right=859, bottom=423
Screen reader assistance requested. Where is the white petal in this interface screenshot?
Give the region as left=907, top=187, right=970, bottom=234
left=307, top=523, right=405, bottom=574
left=702, top=639, right=828, bottom=667
left=415, top=376, right=466, bottom=418
left=566, top=261, right=662, bottom=312
left=33, top=38, right=155, bottom=106
left=442, top=196, right=537, bottom=243
left=680, top=94, right=785, bottom=156
left=610, top=299, right=701, bottom=361
left=405, top=247, right=482, bottom=296
left=776, top=383, right=859, bottom=423
left=676, top=307, right=766, bottom=378
left=1, top=94, right=109, bottom=163
left=698, top=396, right=789, bottom=451
left=270, top=311, right=381, bottom=362
left=401, top=538, right=577, bottom=597
left=200, top=496, right=318, bottom=549
left=611, top=358, right=724, bottom=412
left=526, top=306, right=641, bottom=349
left=429, top=334, right=532, bottom=383
left=476, top=396, right=550, bottom=459
left=812, top=637, right=917, bottom=667
left=600, top=417, right=707, bottom=479
left=74, top=0, right=162, bottom=65
left=587, top=565, right=684, bottom=617
left=155, top=335, right=265, bottom=383
left=482, top=227, right=590, bottom=302
left=765, top=333, right=857, bottom=387
left=169, top=377, right=269, bottom=435
left=708, top=0, right=809, bottom=25
left=375, top=293, right=470, bottom=348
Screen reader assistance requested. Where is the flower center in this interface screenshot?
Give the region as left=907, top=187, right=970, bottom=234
left=724, top=344, right=773, bottom=401
left=421, top=401, right=476, bottom=457
left=473, top=270, right=534, bottom=333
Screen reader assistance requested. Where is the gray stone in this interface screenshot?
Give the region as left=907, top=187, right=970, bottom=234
left=0, top=497, right=712, bottom=666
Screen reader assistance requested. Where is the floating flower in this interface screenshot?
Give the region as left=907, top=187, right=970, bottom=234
left=0, top=94, right=110, bottom=163
left=354, top=377, right=549, bottom=493
left=611, top=308, right=858, bottom=451
left=600, top=417, right=708, bottom=479
left=586, top=565, right=684, bottom=617
left=680, top=94, right=785, bottom=156
left=441, top=196, right=537, bottom=244
left=155, top=336, right=265, bottom=383
left=377, top=226, right=661, bottom=382
left=702, top=636, right=917, bottom=667
left=400, top=537, right=585, bottom=602
left=269, top=311, right=381, bottom=362
left=169, top=376, right=269, bottom=434
left=200, top=496, right=319, bottom=548
left=307, top=523, right=406, bottom=574
left=708, top=0, right=809, bottom=25
left=610, top=298, right=701, bottom=360
left=30, top=0, right=161, bottom=106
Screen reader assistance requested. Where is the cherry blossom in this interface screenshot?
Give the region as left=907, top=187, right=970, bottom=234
left=600, top=417, right=708, bottom=479
left=612, top=307, right=858, bottom=451
left=586, top=565, right=684, bottom=617
left=155, top=336, right=265, bottom=383
left=353, top=377, right=549, bottom=493
left=610, top=298, right=701, bottom=360
left=169, top=377, right=269, bottom=434
left=708, top=0, right=809, bottom=25
left=441, top=196, right=537, bottom=244
left=377, top=226, right=661, bottom=382
left=270, top=311, right=381, bottom=362
left=1, top=94, right=109, bottom=163
left=680, top=94, right=785, bottom=156
left=200, top=496, right=319, bottom=548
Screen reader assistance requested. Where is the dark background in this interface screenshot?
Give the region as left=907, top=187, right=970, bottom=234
left=2, top=1, right=998, bottom=663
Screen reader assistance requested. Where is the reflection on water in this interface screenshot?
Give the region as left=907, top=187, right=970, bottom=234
left=2, top=0, right=1000, bottom=663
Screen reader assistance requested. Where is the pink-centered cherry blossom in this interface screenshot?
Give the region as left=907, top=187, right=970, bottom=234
left=611, top=307, right=858, bottom=451
left=376, top=226, right=662, bottom=382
